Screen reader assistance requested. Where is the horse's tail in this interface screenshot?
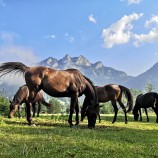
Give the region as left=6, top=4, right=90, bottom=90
left=0, top=62, right=29, bottom=77
left=119, top=85, right=133, bottom=113
left=153, top=93, right=158, bottom=107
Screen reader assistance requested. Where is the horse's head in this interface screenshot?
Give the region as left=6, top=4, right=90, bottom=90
left=8, top=100, right=19, bottom=118
left=80, top=106, right=88, bottom=122
left=81, top=104, right=98, bottom=128
left=133, top=108, right=139, bottom=121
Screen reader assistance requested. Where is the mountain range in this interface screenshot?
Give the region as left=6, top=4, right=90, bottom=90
left=37, top=54, right=133, bottom=86
left=1, top=54, right=158, bottom=96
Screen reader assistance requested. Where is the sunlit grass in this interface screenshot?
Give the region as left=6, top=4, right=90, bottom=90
left=0, top=113, right=158, bottom=158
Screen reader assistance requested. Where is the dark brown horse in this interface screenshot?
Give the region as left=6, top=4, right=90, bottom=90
left=81, top=84, right=133, bottom=124
left=133, top=92, right=158, bottom=122
left=0, top=62, right=98, bottom=128
left=8, top=85, right=52, bottom=118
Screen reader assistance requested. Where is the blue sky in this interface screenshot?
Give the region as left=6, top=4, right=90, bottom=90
left=0, top=0, right=158, bottom=76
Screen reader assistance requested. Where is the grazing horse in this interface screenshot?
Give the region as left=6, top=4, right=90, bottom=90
left=81, top=84, right=133, bottom=124
left=8, top=85, right=52, bottom=118
left=0, top=62, right=98, bottom=128
left=133, top=92, right=158, bottom=123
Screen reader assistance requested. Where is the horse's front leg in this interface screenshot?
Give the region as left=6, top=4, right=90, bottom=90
left=98, top=114, right=101, bottom=123
left=139, top=108, right=142, bottom=121
left=68, top=105, right=74, bottom=127
left=26, top=88, right=39, bottom=125
left=75, top=99, right=79, bottom=125
left=18, top=105, right=22, bottom=118
left=32, top=102, right=36, bottom=117
left=144, top=108, right=149, bottom=122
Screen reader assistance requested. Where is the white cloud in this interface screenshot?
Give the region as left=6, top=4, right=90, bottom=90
left=88, top=14, right=97, bottom=24
left=133, top=15, right=158, bottom=46
left=0, top=32, right=39, bottom=65
left=133, top=30, right=158, bottom=47
left=145, top=15, right=158, bottom=29
left=102, top=13, right=143, bottom=48
left=128, top=0, right=142, bottom=5
left=65, top=33, right=74, bottom=43
left=44, top=34, right=56, bottom=39
left=0, top=45, right=39, bottom=65
left=0, top=32, right=39, bottom=87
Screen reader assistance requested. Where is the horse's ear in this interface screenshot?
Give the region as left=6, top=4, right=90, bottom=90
left=9, top=100, right=12, bottom=103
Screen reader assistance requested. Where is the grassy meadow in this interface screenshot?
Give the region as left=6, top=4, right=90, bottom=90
left=0, top=114, right=158, bottom=158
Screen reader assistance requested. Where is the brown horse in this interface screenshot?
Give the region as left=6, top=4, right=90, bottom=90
left=0, top=62, right=98, bottom=128
left=8, top=85, right=52, bottom=118
left=81, top=84, right=133, bottom=124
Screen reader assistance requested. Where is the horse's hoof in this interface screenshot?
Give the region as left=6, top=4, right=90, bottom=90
left=31, top=124, right=36, bottom=127
left=75, top=122, right=79, bottom=126
left=88, top=126, right=95, bottom=129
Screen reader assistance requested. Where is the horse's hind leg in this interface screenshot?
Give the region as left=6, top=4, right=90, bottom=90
left=152, top=107, right=158, bottom=123
left=118, top=100, right=128, bottom=124
left=111, top=101, right=118, bottom=124
left=144, top=108, right=149, bottom=122
left=68, top=94, right=78, bottom=127
left=37, top=101, right=41, bottom=117
left=32, top=103, right=36, bottom=117
left=26, top=101, right=32, bottom=125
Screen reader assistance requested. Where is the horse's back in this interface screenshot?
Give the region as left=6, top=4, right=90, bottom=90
left=96, top=84, right=120, bottom=102
left=136, top=92, right=157, bottom=108
left=27, top=67, right=87, bottom=97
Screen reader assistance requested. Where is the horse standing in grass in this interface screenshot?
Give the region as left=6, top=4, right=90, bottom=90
left=8, top=85, right=52, bottom=118
left=81, top=84, right=133, bottom=124
left=133, top=92, right=158, bottom=122
left=0, top=62, right=98, bottom=128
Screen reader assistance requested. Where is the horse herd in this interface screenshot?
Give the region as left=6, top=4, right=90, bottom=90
left=0, top=62, right=158, bottom=128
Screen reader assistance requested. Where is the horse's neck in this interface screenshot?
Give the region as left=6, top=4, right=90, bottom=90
left=85, top=83, right=96, bottom=106
left=15, top=86, right=29, bottom=103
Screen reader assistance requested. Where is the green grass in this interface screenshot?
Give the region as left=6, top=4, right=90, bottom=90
left=0, top=114, right=158, bottom=158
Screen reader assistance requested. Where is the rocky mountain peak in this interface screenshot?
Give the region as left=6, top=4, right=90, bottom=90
left=61, top=54, right=72, bottom=63
left=93, top=61, right=104, bottom=69
left=39, top=57, right=58, bottom=67
left=75, top=55, right=91, bottom=66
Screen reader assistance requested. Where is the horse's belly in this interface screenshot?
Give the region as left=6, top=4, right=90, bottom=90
left=42, top=88, right=71, bottom=98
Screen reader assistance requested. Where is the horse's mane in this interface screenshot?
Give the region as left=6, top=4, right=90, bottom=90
left=83, top=75, right=98, bottom=106
left=83, top=75, right=94, bottom=86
